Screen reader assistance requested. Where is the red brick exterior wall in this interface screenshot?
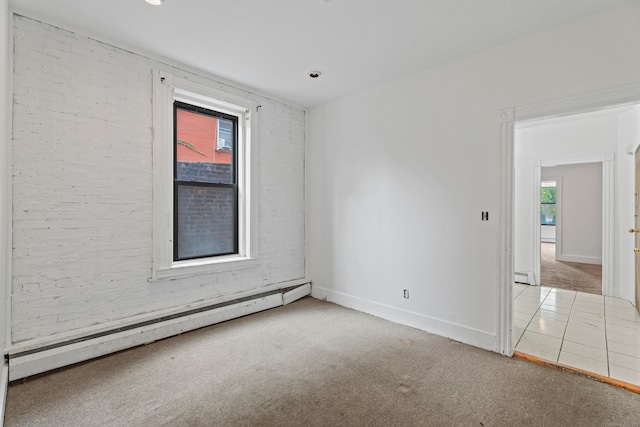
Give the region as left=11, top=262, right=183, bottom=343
left=176, top=109, right=231, bottom=164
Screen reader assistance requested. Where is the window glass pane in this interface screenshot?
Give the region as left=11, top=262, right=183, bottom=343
left=176, top=185, right=236, bottom=259
left=541, top=204, right=556, bottom=225
left=218, top=119, right=233, bottom=150
left=540, top=186, right=556, bottom=204
left=175, top=107, right=234, bottom=184
left=540, top=186, right=556, bottom=226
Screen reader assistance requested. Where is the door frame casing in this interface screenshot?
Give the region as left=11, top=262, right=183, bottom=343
left=635, top=146, right=640, bottom=314
left=498, top=82, right=640, bottom=356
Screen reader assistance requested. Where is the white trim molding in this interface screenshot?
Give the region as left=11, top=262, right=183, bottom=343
left=514, top=83, right=640, bottom=124
left=514, top=271, right=536, bottom=286
left=532, top=161, right=542, bottom=286
left=151, top=70, right=260, bottom=281
left=311, top=286, right=497, bottom=352
left=498, top=107, right=515, bottom=355
left=556, top=254, right=602, bottom=265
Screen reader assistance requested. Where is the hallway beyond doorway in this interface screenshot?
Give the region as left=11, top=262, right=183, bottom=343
left=540, top=242, right=602, bottom=294
left=514, top=283, right=640, bottom=386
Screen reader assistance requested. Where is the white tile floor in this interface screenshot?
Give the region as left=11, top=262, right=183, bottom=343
left=514, top=283, right=640, bottom=385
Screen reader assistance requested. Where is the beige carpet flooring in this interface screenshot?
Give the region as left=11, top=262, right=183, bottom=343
left=6, top=297, right=640, bottom=426
left=540, top=242, right=602, bottom=295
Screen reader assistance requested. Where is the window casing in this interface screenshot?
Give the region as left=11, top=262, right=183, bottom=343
left=152, top=70, right=259, bottom=281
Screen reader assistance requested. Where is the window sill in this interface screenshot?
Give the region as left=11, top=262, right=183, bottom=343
left=150, top=256, right=260, bottom=282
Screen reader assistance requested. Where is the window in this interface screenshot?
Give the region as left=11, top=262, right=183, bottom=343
left=540, top=181, right=556, bottom=226
left=217, top=119, right=233, bottom=150
left=174, top=102, right=238, bottom=260
left=152, top=70, right=259, bottom=280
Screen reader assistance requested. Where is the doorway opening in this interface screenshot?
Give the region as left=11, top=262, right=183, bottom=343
left=539, top=177, right=602, bottom=293
left=504, top=92, right=640, bottom=385
left=538, top=166, right=603, bottom=296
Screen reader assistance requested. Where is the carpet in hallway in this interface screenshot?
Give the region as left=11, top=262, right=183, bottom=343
left=540, top=242, right=602, bottom=295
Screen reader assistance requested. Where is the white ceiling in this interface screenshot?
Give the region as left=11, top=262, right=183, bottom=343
left=8, top=0, right=632, bottom=108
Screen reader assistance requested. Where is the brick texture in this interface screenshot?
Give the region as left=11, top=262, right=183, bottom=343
left=11, top=15, right=305, bottom=343
left=176, top=161, right=232, bottom=183
left=176, top=184, right=235, bottom=259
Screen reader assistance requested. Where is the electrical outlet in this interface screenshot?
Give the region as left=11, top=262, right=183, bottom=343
left=403, top=289, right=409, bottom=299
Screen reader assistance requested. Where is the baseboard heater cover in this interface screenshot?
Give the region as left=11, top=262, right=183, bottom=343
left=8, top=283, right=311, bottom=381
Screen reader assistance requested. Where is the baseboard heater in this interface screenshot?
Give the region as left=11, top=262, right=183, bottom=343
left=7, top=282, right=311, bottom=381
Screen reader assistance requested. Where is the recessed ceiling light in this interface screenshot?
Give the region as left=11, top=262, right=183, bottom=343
left=308, top=70, right=323, bottom=79
left=145, top=0, right=164, bottom=5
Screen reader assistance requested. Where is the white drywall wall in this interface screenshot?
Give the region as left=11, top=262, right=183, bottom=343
left=307, top=2, right=640, bottom=351
left=542, top=163, right=603, bottom=264
left=10, top=16, right=306, bottom=345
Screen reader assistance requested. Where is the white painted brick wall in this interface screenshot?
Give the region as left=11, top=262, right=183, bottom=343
left=11, top=15, right=306, bottom=344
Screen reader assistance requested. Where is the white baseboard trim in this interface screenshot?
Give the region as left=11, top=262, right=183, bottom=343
left=556, top=254, right=602, bottom=265
left=9, top=283, right=311, bottom=381
left=0, top=363, right=7, bottom=426
left=310, top=286, right=497, bottom=352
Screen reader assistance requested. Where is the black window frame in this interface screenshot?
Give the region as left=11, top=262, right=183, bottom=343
left=173, top=100, right=239, bottom=261
left=540, top=186, right=557, bottom=226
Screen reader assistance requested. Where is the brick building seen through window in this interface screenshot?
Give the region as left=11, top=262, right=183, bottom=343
left=174, top=103, right=238, bottom=260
